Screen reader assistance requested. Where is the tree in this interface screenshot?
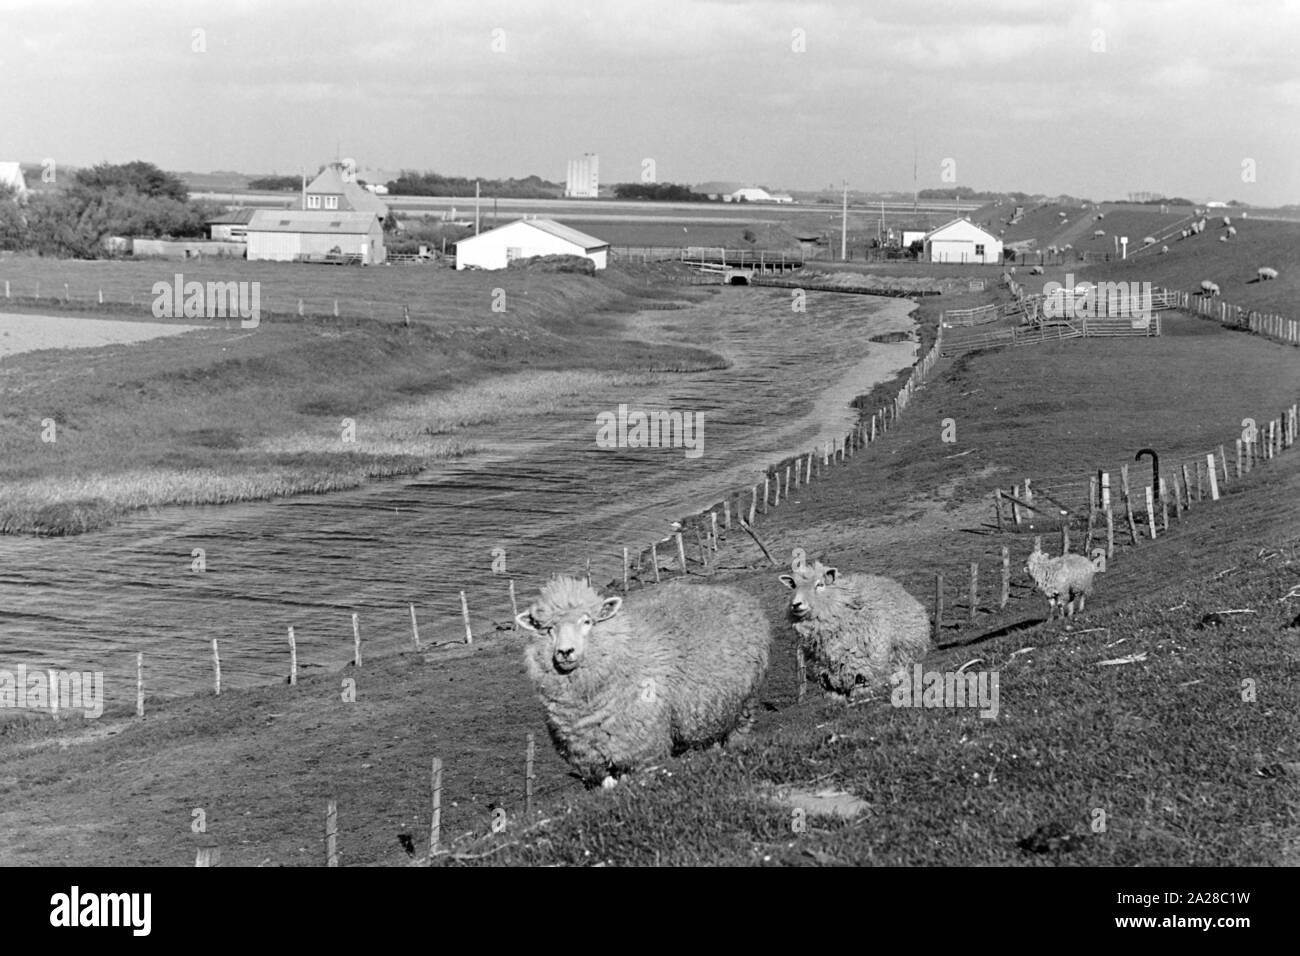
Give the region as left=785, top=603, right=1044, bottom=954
left=73, top=161, right=188, bottom=201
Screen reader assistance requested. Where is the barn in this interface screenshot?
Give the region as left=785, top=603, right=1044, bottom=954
left=454, top=219, right=609, bottom=271
left=245, top=211, right=386, bottom=264
left=923, top=218, right=1003, bottom=264
left=206, top=208, right=257, bottom=241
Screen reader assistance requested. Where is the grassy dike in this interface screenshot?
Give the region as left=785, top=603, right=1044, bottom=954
left=0, top=267, right=722, bottom=534
left=2, top=304, right=1296, bottom=866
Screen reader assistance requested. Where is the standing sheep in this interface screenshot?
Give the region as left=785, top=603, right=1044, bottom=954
left=1200, top=280, right=1221, bottom=296
left=1257, top=266, right=1279, bottom=281
left=1024, top=542, right=1097, bottom=620
left=779, top=551, right=930, bottom=701
left=515, top=576, right=771, bottom=788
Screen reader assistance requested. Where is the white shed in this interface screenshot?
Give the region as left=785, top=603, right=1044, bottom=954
left=923, top=218, right=1003, bottom=264
left=245, top=210, right=385, bottom=264
left=454, top=219, right=609, bottom=271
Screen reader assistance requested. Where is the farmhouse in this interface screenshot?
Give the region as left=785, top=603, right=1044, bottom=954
left=923, top=218, right=1003, bottom=264
left=455, top=219, right=609, bottom=271
left=0, top=162, right=27, bottom=196
left=303, top=162, right=389, bottom=222
left=245, top=210, right=386, bottom=264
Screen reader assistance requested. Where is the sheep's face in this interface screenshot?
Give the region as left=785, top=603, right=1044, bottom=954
left=516, top=595, right=622, bottom=674
left=779, top=562, right=838, bottom=621
left=1024, top=550, right=1047, bottom=579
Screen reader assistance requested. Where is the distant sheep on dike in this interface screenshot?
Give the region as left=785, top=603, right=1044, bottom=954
left=779, top=550, right=930, bottom=701
left=515, top=575, right=771, bottom=788
left=1024, top=541, right=1098, bottom=620
left=1258, top=266, right=1278, bottom=281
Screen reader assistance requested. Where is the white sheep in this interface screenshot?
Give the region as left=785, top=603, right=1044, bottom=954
left=1024, top=542, right=1097, bottom=620
left=515, top=576, right=770, bottom=788
left=1161, top=245, right=1169, bottom=254
left=1258, top=266, right=1278, bottom=281
left=1030, top=265, right=1044, bottom=275
left=1201, top=280, right=1220, bottom=296
left=1222, top=216, right=1232, bottom=227
left=1094, top=229, right=1106, bottom=237
left=779, top=552, right=930, bottom=701
left=1142, top=236, right=1156, bottom=245
left=1227, top=226, right=1237, bottom=237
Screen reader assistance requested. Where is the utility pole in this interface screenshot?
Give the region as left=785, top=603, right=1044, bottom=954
left=474, top=180, right=481, bottom=235
left=841, top=180, right=848, bottom=261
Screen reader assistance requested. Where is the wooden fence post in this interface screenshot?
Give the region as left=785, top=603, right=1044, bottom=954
left=525, top=735, right=535, bottom=817
left=1159, top=478, right=1169, bottom=531
left=460, top=591, right=473, bottom=644
left=749, top=486, right=758, bottom=525
left=676, top=532, right=687, bottom=574
left=651, top=543, right=661, bottom=583
left=795, top=646, right=806, bottom=702
left=994, top=489, right=1004, bottom=532
left=1182, top=463, right=1193, bottom=508
left=1170, top=472, right=1182, bottom=522
left=1218, top=444, right=1228, bottom=486
left=1206, top=453, right=1220, bottom=501
left=763, top=475, right=771, bottom=513
left=1236, top=439, right=1243, bottom=479
left=773, top=471, right=781, bottom=507
left=326, top=800, right=339, bottom=867
left=288, top=625, right=298, bottom=686
left=968, top=563, right=978, bottom=624
left=411, top=603, right=422, bottom=648
left=1105, top=507, right=1115, bottom=560
left=1145, top=486, right=1157, bottom=538
left=136, top=652, right=144, bottom=718
left=1120, top=465, right=1138, bottom=544
left=933, top=573, right=944, bottom=642
left=212, top=638, right=221, bottom=696
left=352, top=612, right=362, bottom=667
left=429, top=758, right=442, bottom=864
left=623, top=547, right=630, bottom=593
left=1000, top=547, right=1010, bottom=609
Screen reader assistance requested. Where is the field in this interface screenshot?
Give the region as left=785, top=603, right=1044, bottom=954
left=3, top=303, right=1296, bottom=866
left=0, top=259, right=723, bottom=533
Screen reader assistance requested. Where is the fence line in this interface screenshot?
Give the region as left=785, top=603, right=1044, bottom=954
left=1155, top=286, right=1299, bottom=347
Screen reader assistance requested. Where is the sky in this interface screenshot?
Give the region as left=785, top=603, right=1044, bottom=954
left=1, top=0, right=1297, bottom=204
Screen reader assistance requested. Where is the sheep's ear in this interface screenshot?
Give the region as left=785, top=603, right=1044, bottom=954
left=514, top=611, right=541, bottom=634
left=823, top=567, right=838, bottom=585
left=778, top=574, right=797, bottom=590
left=596, top=596, right=622, bottom=622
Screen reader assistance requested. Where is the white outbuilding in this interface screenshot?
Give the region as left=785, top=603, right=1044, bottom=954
left=923, top=218, right=1003, bottom=264
left=245, top=210, right=386, bottom=264
left=454, top=219, right=609, bottom=271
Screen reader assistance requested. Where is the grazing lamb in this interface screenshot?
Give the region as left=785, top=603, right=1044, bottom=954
left=1258, top=266, right=1278, bottom=281
left=779, top=552, right=930, bottom=701
left=1024, top=542, right=1097, bottom=620
left=1030, top=265, right=1044, bottom=275
left=1201, top=279, right=1221, bottom=296
left=515, top=576, right=770, bottom=788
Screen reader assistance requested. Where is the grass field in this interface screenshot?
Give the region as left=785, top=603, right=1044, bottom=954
left=0, top=262, right=722, bottom=534
left=2, top=306, right=1296, bottom=866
